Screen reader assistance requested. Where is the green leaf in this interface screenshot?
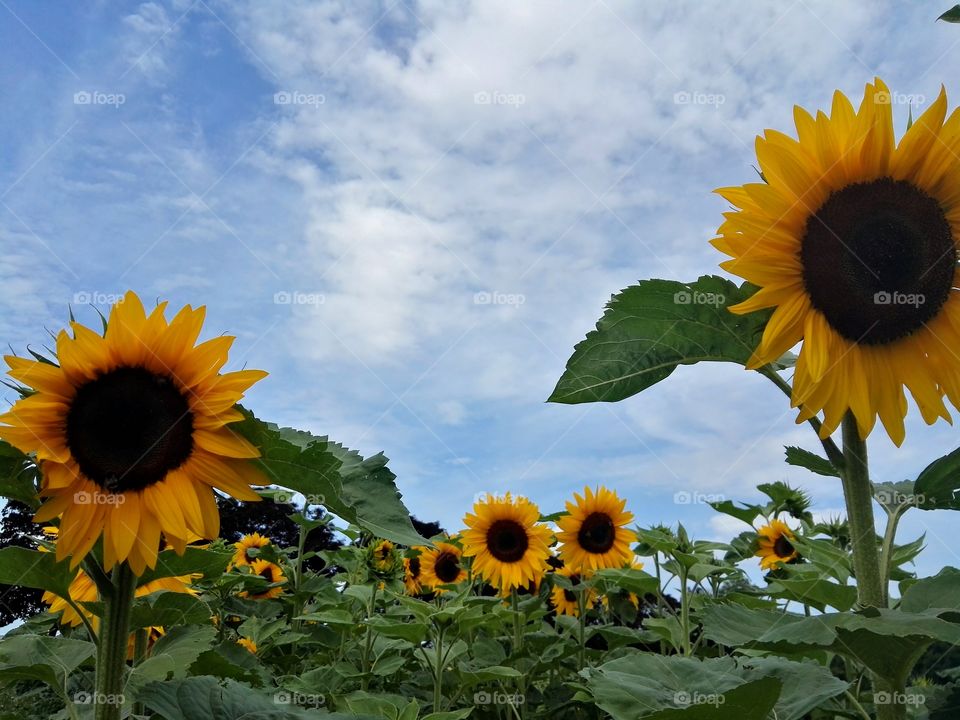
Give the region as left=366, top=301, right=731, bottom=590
left=766, top=568, right=858, bottom=611
left=784, top=446, right=839, bottom=477
left=0, top=441, right=38, bottom=506
left=129, top=592, right=213, bottom=629
left=235, top=411, right=423, bottom=547
left=127, top=626, right=217, bottom=696
left=914, top=447, right=960, bottom=509
left=0, top=547, right=75, bottom=596
left=582, top=654, right=781, bottom=720
left=135, top=676, right=332, bottom=719
left=136, top=548, right=232, bottom=585
left=739, top=657, right=849, bottom=720
left=709, top=500, right=761, bottom=526
left=0, top=635, right=95, bottom=695
left=939, top=5, right=960, bottom=22
left=900, top=567, right=960, bottom=614
left=548, top=276, right=771, bottom=404
left=364, top=617, right=427, bottom=644
left=190, top=642, right=271, bottom=687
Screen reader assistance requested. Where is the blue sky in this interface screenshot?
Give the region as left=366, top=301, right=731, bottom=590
left=3, top=0, right=960, bottom=580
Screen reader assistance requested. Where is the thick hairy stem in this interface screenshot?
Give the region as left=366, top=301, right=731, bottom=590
left=93, top=563, right=136, bottom=720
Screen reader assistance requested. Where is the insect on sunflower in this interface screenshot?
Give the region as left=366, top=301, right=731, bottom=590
left=461, top=492, right=553, bottom=593
left=714, top=78, right=960, bottom=445
left=0, top=292, right=268, bottom=574
left=556, top=486, right=635, bottom=572
left=755, top=518, right=799, bottom=570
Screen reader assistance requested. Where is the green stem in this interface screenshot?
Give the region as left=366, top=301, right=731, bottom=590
left=577, top=590, right=587, bottom=670
left=840, top=414, right=884, bottom=609
left=879, top=506, right=905, bottom=608
left=433, top=625, right=444, bottom=712
left=762, top=369, right=845, bottom=470
left=94, top=563, right=136, bottom=720
left=840, top=414, right=905, bottom=720
left=679, top=565, right=692, bottom=656
left=510, top=591, right=526, bottom=719
left=360, top=582, right=378, bottom=690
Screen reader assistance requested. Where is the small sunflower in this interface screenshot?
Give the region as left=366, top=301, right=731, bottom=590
left=419, top=542, right=467, bottom=591
left=550, top=566, right=597, bottom=617
left=240, top=559, right=286, bottom=600
left=370, top=539, right=398, bottom=573
left=755, top=518, right=799, bottom=570
left=237, top=637, right=257, bottom=654
left=0, top=292, right=268, bottom=573
left=557, top=486, right=635, bottom=572
left=127, top=626, right=164, bottom=660
left=403, top=552, right=425, bottom=595
left=232, top=532, right=271, bottom=567
left=43, top=570, right=198, bottom=627
left=461, top=493, right=553, bottom=593
left=714, top=78, right=960, bottom=445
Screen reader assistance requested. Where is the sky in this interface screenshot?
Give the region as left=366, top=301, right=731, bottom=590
left=2, top=0, right=960, bottom=580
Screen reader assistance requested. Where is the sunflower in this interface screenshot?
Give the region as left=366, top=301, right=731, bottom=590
left=370, top=539, right=398, bottom=573
left=240, top=559, right=286, bottom=600
left=0, top=291, right=268, bottom=573
left=557, top=486, right=635, bottom=572
left=419, top=542, right=468, bottom=592
left=43, top=570, right=198, bottom=627
left=232, top=532, right=271, bottom=567
left=550, top=566, right=597, bottom=617
left=713, top=78, right=960, bottom=445
left=237, top=637, right=257, bottom=654
left=461, top=493, right=553, bottom=593
left=403, top=551, right=425, bottom=595
left=127, top=626, right=164, bottom=660
left=755, top=518, right=799, bottom=570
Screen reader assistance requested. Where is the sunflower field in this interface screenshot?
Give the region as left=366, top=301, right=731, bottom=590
left=10, top=15, right=960, bottom=720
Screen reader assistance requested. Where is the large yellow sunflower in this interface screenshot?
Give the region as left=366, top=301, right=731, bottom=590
left=556, top=486, right=635, bottom=572
left=755, top=518, right=799, bottom=571
left=0, top=291, right=267, bottom=573
left=419, top=541, right=467, bottom=591
left=550, top=566, right=597, bottom=617
left=232, top=532, right=271, bottom=567
left=461, top=493, right=553, bottom=593
left=714, top=78, right=960, bottom=446
left=239, top=559, right=286, bottom=600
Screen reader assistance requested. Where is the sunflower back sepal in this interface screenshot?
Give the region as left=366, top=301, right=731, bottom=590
left=548, top=276, right=773, bottom=405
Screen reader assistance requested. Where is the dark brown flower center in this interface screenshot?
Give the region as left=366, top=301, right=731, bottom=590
left=773, top=535, right=795, bottom=558
left=801, top=178, right=956, bottom=345
left=259, top=567, right=274, bottom=581
left=408, top=557, right=421, bottom=579
left=563, top=573, right=582, bottom=603
left=577, top=512, right=615, bottom=554
left=66, top=366, right=194, bottom=492
left=486, top=519, right=529, bottom=563
left=434, top=551, right=461, bottom=583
